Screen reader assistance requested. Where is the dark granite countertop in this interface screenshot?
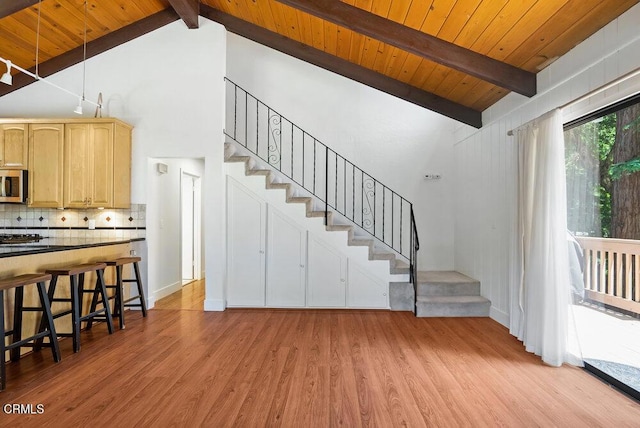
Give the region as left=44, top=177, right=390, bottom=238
left=0, top=237, right=145, bottom=258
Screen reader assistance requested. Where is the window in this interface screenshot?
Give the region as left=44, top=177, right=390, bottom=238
left=564, top=94, right=640, bottom=239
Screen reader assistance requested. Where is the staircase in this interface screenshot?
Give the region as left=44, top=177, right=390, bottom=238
left=224, top=78, right=490, bottom=317
left=224, top=142, right=410, bottom=277
left=391, top=271, right=490, bottom=317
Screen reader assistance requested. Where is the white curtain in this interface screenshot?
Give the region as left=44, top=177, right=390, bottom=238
left=510, top=109, right=582, bottom=367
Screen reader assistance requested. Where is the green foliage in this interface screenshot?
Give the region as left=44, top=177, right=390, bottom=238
left=609, top=158, right=640, bottom=180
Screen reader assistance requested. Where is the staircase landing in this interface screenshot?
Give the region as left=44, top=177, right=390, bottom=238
left=391, top=271, right=491, bottom=318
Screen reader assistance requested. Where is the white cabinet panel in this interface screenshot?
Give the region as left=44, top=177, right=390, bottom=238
left=267, top=206, right=306, bottom=307
left=227, top=178, right=266, bottom=306
left=307, top=235, right=347, bottom=307
left=348, top=262, right=388, bottom=308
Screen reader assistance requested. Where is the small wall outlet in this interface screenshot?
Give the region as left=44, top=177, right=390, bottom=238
left=88, top=219, right=96, bottom=229
left=130, top=249, right=136, bottom=256
left=424, top=174, right=442, bottom=180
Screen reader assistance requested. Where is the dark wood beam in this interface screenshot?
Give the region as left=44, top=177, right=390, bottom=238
left=0, top=9, right=180, bottom=98
left=275, top=0, right=537, bottom=98
left=0, top=0, right=39, bottom=20
left=200, top=5, right=481, bottom=128
left=167, top=0, right=199, bottom=29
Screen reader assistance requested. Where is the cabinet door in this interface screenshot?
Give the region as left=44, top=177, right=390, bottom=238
left=307, top=234, right=347, bottom=307
left=112, top=122, right=131, bottom=208
left=347, top=263, right=388, bottom=308
left=266, top=206, right=306, bottom=307
left=64, top=124, right=90, bottom=208
left=227, top=178, right=266, bottom=306
left=89, top=123, right=114, bottom=207
left=28, top=124, right=64, bottom=208
left=0, top=124, right=28, bottom=169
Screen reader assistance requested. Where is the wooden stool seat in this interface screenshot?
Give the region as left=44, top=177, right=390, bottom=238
left=36, top=262, right=114, bottom=353
left=103, top=256, right=141, bottom=267
left=0, top=272, right=60, bottom=391
left=96, top=256, right=147, bottom=329
left=46, top=263, right=107, bottom=276
left=0, top=273, right=52, bottom=290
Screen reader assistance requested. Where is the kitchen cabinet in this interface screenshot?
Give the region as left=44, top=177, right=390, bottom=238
left=64, top=123, right=114, bottom=208
left=0, top=123, right=28, bottom=169
left=0, top=118, right=132, bottom=208
left=266, top=205, right=306, bottom=307
left=28, top=123, right=64, bottom=208
left=64, top=121, right=131, bottom=208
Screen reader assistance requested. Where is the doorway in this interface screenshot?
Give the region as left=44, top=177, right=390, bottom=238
left=181, top=170, right=202, bottom=285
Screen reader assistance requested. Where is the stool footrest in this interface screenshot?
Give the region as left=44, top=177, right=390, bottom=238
left=5, top=331, right=53, bottom=350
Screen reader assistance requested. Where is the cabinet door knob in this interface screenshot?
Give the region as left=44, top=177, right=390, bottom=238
left=300, top=264, right=305, bottom=268
left=259, top=250, right=265, bottom=254
left=340, top=279, right=345, bottom=283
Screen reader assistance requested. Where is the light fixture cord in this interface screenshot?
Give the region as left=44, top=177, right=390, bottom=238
left=35, top=0, right=42, bottom=77
left=82, top=0, right=87, bottom=101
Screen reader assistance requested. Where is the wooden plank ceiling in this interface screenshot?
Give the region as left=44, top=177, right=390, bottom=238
left=0, top=0, right=638, bottom=128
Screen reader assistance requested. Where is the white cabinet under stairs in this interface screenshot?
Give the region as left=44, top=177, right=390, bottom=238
left=226, top=164, right=393, bottom=309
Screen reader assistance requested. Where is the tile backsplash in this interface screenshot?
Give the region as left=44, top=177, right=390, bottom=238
left=0, top=204, right=146, bottom=239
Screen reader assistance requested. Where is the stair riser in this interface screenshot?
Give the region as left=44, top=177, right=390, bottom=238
left=416, top=301, right=490, bottom=317
left=417, top=282, right=481, bottom=296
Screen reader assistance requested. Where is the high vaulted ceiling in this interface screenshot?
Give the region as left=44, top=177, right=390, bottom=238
left=0, top=0, right=638, bottom=127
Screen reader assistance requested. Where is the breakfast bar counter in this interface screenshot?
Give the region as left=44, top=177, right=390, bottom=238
left=0, top=237, right=148, bottom=359
left=0, top=237, right=146, bottom=258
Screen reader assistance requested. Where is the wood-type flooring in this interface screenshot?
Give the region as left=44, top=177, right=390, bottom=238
left=1, top=285, right=639, bottom=426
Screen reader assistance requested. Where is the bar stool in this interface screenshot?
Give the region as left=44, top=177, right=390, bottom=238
left=37, top=263, right=114, bottom=353
left=94, top=256, right=147, bottom=329
left=0, top=273, right=60, bottom=391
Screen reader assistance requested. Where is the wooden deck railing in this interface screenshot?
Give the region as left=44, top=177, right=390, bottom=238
left=576, top=237, right=640, bottom=315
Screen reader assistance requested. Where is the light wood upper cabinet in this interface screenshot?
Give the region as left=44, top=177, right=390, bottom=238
left=28, top=124, right=64, bottom=208
left=64, top=123, right=115, bottom=208
left=0, top=123, right=29, bottom=169
left=2, top=118, right=133, bottom=209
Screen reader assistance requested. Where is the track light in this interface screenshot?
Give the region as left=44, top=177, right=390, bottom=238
left=0, top=60, right=11, bottom=85
left=74, top=98, right=83, bottom=115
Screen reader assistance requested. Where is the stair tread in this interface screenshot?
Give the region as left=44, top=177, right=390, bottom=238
left=349, top=239, right=372, bottom=246
left=417, top=295, right=489, bottom=303
left=226, top=155, right=250, bottom=162
left=416, top=270, right=479, bottom=285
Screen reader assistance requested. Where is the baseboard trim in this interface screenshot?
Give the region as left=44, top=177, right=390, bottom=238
left=152, top=280, right=182, bottom=303
left=204, top=298, right=226, bottom=311
left=490, top=306, right=509, bottom=327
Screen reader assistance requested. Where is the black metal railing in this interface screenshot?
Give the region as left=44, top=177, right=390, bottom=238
left=224, top=78, right=420, bottom=287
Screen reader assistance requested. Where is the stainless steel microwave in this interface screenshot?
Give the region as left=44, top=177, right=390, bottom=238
left=0, top=169, right=27, bottom=203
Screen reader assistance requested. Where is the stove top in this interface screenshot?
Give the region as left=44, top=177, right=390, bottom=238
left=0, top=234, right=43, bottom=244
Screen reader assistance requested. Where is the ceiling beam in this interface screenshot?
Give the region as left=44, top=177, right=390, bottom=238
left=0, top=9, right=180, bottom=98
left=167, top=0, right=199, bottom=29
left=200, top=6, right=481, bottom=128
left=275, top=0, right=537, bottom=98
left=0, top=0, right=39, bottom=20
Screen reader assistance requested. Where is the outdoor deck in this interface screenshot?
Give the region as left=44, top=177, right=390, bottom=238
left=573, top=301, right=640, bottom=393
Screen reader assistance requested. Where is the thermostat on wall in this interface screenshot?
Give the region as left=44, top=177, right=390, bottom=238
left=157, top=162, right=168, bottom=174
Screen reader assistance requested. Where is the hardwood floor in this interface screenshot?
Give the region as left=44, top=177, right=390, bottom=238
left=154, top=279, right=205, bottom=311
left=1, top=307, right=639, bottom=426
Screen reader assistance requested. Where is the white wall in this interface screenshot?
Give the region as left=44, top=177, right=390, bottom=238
left=226, top=33, right=459, bottom=270
left=147, top=157, right=204, bottom=304
left=453, top=4, right=640, bottom=326
left=0, top=18, right=228, bottom=310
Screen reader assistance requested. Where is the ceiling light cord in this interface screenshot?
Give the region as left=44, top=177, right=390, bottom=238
left=82, top=0, right=87, bottom=102
left=35, top=0, right=42, bottom=77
